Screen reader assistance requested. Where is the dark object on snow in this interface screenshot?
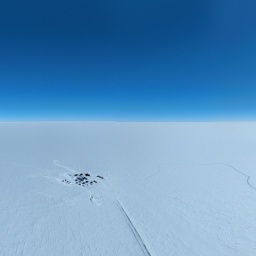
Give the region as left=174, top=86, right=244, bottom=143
left=97, top=175, right=104, bottom=179
left=79, top=173, right=83, bottom=176
left=93, top=180, right=97, bottom=183
left=74, top=174, right=78, bottom=176
left=90, top=181, right=93, bottom=185
left=85, top=173, right=90, bottom=177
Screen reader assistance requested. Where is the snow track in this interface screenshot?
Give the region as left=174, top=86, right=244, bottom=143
left=155, top=162, right=256, bottom=192
left=217, top=163, right=256, bottom=191
left=53, top=160, right=78, bottom=173
left=116, top=200, right=152, bottom=256
left=188, top=163, right=256, bottom=191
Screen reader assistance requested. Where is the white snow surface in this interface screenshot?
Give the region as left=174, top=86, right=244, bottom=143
left=0, top=122, right=256, bottom=256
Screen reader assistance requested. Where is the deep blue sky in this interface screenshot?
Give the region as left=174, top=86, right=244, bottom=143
left=1, top=0, right=256, bottom=121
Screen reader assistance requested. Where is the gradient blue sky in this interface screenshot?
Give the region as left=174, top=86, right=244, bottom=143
left=1, top=0, right=256, bottom=121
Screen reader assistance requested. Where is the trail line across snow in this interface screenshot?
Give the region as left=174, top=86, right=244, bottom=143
left=156, top=162, right=256, bottom=191
left=216, top=163, right=256, bottom=190
left=53, top=160, right=79, bottom=173
left=116, top=200, right=152, bottom=256
left=194, top=163, right=256, bottom=191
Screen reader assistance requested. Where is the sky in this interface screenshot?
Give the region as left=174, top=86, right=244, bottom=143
left=0, top=0, right=256, bottom=121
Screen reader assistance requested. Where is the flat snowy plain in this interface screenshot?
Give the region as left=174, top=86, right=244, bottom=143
left=0, top=122, right=256, bottom=256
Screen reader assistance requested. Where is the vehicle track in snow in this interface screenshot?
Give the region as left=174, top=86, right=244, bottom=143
left=53, top=160, right=79, bottom=173
left=116, top=200, right=152, bottom=256
left=216, top=163, right=256, bottom=190
left=195, top=163, right=256, bottom=191
left=154, top=162, right=256, bottom=191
